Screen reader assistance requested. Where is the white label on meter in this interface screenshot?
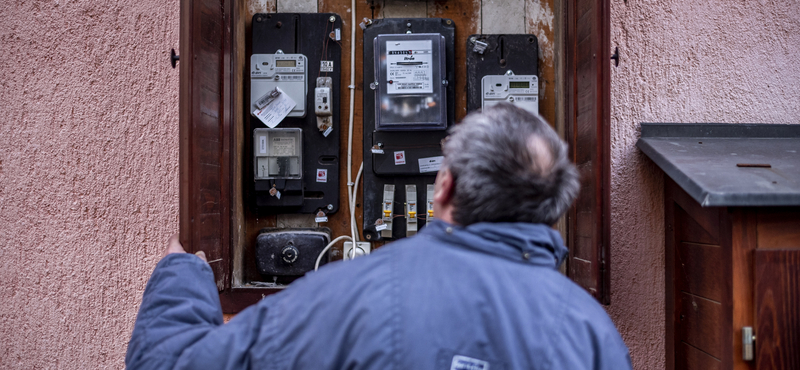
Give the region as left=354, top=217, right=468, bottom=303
left=259, top=136, right=267, bottom=154
left=271, top=137, right=295, bottom=156
left=386, top=40, right=433, bottom=94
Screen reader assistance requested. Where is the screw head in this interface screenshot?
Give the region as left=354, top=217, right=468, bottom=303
left=329, top=15, right=336, bottom=22
left=406, top=22, right=411, bottom=27
left=327, top=204, right=334, bottom=211
left=470, top=36, right=476, bottom=43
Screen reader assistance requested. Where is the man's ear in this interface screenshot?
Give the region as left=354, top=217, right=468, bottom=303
left=434, top=167, right=455, bottom=206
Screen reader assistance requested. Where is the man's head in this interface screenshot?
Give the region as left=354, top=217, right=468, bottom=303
left=433, top=103, right=579, bottom=226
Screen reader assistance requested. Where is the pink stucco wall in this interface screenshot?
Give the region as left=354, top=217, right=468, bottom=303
left=1, top=0, right=798, bottom=368
left=608, top=0, right=800, bottom=369
left=0, top=1, right=179, bottom=368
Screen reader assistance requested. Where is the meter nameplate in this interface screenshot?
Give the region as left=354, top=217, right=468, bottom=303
left=251, top=54, right=308, bottom=118
left=373, top=33, right=447, bottom=131
left=386, top=40, right=433, bottom=94
left=482, top=75, right=539, bottom=115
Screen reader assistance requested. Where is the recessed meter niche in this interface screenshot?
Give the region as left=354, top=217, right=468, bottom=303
left=251, top=52, right=308, bottom=118
left=373, top=33, right=447, bottom=131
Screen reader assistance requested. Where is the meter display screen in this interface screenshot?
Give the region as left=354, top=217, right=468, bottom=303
left=275, top=60, right=297, bottom=67
left=509, top=81, right=530, bottom=89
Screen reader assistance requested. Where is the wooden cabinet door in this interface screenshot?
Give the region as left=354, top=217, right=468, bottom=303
left=565, top=0, right=611, bottom=304
left=179, top=0, right=233, bottom=291
left=755, top=249, right=800, bottom=369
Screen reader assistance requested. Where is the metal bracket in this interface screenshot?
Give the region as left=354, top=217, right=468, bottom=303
left=743, top=326, right=755, bottom=361
left=405, top=185, right=418, bottom=237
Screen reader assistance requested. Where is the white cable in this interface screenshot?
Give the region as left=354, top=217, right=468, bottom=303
left=315, top=235, right=353, bottom=271
left=344, top=0, right=359, bottom=245
left=349, top=163, right=364, bottom=242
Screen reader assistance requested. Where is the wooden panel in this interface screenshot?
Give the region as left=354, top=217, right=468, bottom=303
left=677, top=341, right=722, bottom=370
left=482, top=0, right=525, bottom=34
left=525, top=0, right=559, bottom=133
left=565, top=0, right=610, bottom=304
left=755, top=249, right=800, bottom=370
left=665, top=180, right=678, bottom=370
left=180, top=0, right=232, bottom=291
left=731, top=208, right=757, bottom=370
left=756, top=209, right=800, bottom=250
left=677, top=242, right=724, bottom=302
left=276, top=0, right=316, bottom=12
left=429, top=0, right=481, bottom=122
left=382, top=0, right=428, bottom=18
left=677, top=204, right=718, bottom=245
left=678, top=292, right=724, bottom=359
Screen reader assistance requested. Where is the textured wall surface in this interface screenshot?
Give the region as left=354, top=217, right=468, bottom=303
left=608, top=0, right=800, bottom=369
left=0, top=1, right=179, bottom=368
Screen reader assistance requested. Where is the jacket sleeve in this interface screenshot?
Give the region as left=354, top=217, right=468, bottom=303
left=125, top=253, right=264, bottom=370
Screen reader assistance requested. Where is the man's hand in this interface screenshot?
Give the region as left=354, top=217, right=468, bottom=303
left=162, top=233, right=208, bottom=262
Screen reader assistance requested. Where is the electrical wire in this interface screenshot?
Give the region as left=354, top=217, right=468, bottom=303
left=315, top=235, right=353, bottom=271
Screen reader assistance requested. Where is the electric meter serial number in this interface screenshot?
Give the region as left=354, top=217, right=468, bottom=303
left=386, top=40, right=433, bottom=94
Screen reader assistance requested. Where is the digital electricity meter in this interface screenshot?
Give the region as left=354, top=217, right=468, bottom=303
left=251, top=52, right=308, bottom=118
left=253, top=128, right=303, bottom=180
left=482, top=74, right=539, bottom=115
left=373, top=33, right=447, bottom=131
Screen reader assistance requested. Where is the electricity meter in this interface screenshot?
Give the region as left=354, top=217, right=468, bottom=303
left=251, top=52, right=308, bottom=118
left=373, top=33, right=447, bottom=131
left=253, top=128, right=303, bottom=180
left=482, top=74, right=539, bottom=115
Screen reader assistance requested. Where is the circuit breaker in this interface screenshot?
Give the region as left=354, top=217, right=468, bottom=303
left=362, top=18, right=455, bottom=241
left=249, top=13, right=342, bottom=214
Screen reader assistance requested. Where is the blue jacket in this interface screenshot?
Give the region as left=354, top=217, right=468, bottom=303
left=127, top=221, right=631, bottom=369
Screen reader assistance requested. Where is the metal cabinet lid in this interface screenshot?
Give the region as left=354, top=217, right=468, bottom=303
left=636, top=123, right=800, bottom=207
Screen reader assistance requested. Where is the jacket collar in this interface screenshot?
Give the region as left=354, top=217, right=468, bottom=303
left=421, top=220, right=567, bottom=269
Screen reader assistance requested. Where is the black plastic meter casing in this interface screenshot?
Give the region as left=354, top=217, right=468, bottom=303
left=362, top=18, right=456, bottom=241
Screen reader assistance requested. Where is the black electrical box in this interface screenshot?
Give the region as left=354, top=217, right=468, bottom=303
left=249, top=13, right=342, bottom=215
left=362, top=18, right=455, bottom=241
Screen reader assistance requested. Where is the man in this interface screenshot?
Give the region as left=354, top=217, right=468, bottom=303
left=126, top=104, right=631, bottom=369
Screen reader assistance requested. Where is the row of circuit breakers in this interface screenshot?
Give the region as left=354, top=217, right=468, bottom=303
left=248, top=15, right=540, bottom=243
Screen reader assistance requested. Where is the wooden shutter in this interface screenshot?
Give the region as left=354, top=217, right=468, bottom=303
left=565, top=0, right=611, bottom=304
left=179, top=0, right=232, bottom=291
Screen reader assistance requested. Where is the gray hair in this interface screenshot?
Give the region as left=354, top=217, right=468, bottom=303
left=442, top=103, right=579, bottom=226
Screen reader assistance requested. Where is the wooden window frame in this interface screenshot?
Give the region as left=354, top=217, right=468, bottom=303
left=178, top=0, right=612, bottom=310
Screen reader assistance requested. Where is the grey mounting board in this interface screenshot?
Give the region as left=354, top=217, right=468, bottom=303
left=362, top=18, right=456, bottom=241
left=637, top=123, right=800, bottom=207
left=249, top=13, right=342, bottom=214
left=466, top=34, right=539, bottom=113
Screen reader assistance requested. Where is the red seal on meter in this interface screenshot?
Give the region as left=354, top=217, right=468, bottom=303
left=394, top=151, right=406, bottom=165
left=316, top=169, right=327, bottom=183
